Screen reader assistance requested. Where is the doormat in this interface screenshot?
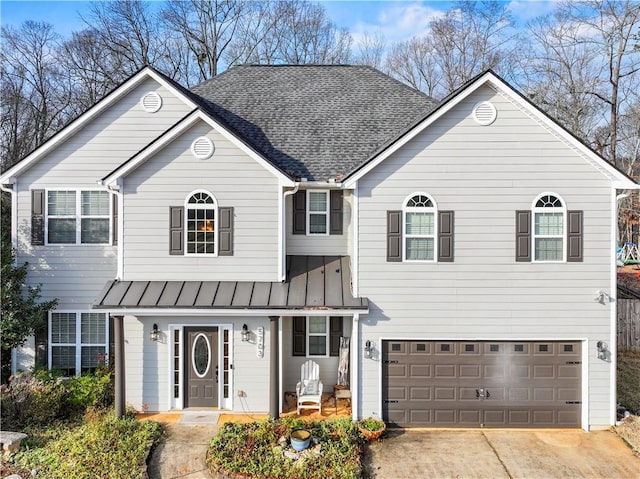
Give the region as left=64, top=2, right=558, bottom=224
left=179, top=411, right=221, bottom=425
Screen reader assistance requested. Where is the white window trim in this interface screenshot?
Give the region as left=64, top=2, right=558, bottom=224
left=306, top=190, right=329, bottom=236
left=402, top=192, right=437, bottom=263
left=45, top=189, right=112, bottom=246
left=48, top=310, right=109, bottom=377
left=306, top=316, right=330, bottom=358
left=184, top=189, right=218, bottom=257
left=532, top=192, right=566, bottom=263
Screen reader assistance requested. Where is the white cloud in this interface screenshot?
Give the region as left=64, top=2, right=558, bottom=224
left=349, top=2, right=445, bottom=46
left=507, top=0, right=561, bottom=22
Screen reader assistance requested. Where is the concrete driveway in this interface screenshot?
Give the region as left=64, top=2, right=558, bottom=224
left=364, top=429, right=640, bottom=479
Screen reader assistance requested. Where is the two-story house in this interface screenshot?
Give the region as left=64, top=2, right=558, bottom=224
left=2, top=65, right=637, bottom=430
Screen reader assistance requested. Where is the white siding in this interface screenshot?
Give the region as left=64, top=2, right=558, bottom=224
left=13, top=77, right=192, bottom=367
left=356, top=85, right=615, bottom=428
left=286, top=191, right=351, bottom=256
left=122, top=121, right=280, bottom=281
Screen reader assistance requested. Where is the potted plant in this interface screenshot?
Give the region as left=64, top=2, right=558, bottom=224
left=356, top=417, right=386, bottom=441
left=289, top=429, right=312, bottom=451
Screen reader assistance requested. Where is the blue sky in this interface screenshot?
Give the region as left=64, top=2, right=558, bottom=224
left=1, top=0, right=559, bottom=43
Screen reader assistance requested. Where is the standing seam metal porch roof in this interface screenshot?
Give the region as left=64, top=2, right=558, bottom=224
left=93, top=256, right=367, bottom=311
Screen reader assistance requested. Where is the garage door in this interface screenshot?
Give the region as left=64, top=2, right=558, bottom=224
left=382, top=340, right=581, bottom=428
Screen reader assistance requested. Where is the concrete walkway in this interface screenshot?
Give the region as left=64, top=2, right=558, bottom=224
left=146, top=418, right=640, bottom=479
left=364, top=429, right=640, bottom=479
left=147, top=423, right=219, bottom=479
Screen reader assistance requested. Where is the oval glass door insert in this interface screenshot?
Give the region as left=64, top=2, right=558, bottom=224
left=192, top=333, right=211, bottom=378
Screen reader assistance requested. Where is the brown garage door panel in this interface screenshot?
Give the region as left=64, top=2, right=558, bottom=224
left=382, top=340, right=582, bottom=428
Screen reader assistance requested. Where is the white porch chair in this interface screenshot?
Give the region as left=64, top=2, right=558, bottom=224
left=296, top=360, right=323, bottom=414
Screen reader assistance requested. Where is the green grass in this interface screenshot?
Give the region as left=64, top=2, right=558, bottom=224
left=207, top=417, right=364, bottom=479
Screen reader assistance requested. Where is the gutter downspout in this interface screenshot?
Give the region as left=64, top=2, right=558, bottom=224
left=98, top=180, right=123, bottom=280
left=281, top=183, right=299, bottom=282
left=1, top=180, right=18, bottom=374
left=612, top=189, right=632, bottom=425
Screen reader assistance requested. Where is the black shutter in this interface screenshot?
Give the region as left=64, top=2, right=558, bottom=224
left=34, top=311, right=49, bottom=368
left=515, top=210, right=532, bottom=262
left=329, top=317, right=343, bottom=356
left=108, top=315, right=115, bottom=368
left=567, top=210, right=583, bottom=262
left=218, top=207, right=234, bottom=256
left=112, top=194, right=118, bottom=246
left=31, top=189, right=45, bottom=245
left=387, top=210, right=402, bottom=262
left=329, top=190, right=343, bottom=235
left=292, top=316, right=306, bottom=356
left=292, top=190, right=306, bottom=235
left=438, top=211, right=454, bottom=262
left=169, top=206, right=184, bottom=255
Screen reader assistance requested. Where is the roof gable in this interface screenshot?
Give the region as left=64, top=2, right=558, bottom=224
left=190, top=64, right=437, bottom=182
left=101, top=109, right=295, bottom=186
left=0, top=67, right=198, bottom=184
left=343, top=70, right=639, bottom=190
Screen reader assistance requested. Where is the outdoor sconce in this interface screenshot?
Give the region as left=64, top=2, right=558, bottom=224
left=594, top=290, right=609, bottom=305
left=364, top=340, right=373, bottom=359
left=150, top=323, right=159, bottom=342
left=241, top=324, right=250, bottom=342
left=597, top=340, right=611, bottom=362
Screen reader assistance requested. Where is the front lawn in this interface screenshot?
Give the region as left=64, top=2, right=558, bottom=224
left=207, top=417, right=365, bottom=479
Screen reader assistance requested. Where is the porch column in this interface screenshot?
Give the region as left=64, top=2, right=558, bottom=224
left=269, top=316, right=280, bottom=418
left=113, top=315, right=125, bottom=418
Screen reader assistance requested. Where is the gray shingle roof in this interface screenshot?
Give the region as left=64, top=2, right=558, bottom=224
left=190, top=65, right=437, bottom=181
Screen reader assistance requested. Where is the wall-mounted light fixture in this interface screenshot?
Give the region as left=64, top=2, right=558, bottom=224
left=596, top=340, right=611, bottom=362
left=241, top=324, right=250, bottom=342
left=364, top=340, right=373, bottom=359
left=150, top=323, right=159, bottom=342
left=594, top=290, right=610, bottom=305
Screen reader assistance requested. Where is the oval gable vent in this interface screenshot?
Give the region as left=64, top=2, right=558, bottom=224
left=191, top=136, right=214, bottom=159
left=472, top=101, right=497, bottom=125
left=141, top=92, right=162, bottom=113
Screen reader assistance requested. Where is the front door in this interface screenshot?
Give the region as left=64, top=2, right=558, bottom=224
left=185, top=327, right=218, bottom=408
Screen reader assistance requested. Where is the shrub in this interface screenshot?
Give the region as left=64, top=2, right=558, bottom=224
left=14, top=412, right=163, bottom=479
left=0, top=368, right=115, bottom=429
left=618, top=352, right=640, bottom=414
left=0, top=371, right=69, bottom=428
left=207, top=418, right=362, bottom=479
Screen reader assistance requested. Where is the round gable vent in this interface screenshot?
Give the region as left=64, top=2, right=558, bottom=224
left=472, top=101, right=497, bottom=125
left=141, top=92, right=162, bottom=113
left=191, top=136, right=214, bottom=159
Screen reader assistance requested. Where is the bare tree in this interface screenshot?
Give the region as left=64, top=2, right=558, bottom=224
left=518, top=12, right=603, bottom=143
left=353, top=30, right=387, bottom=70
left=160, top=0, right=249, bottom=82
left=428, top=0, right=518, bottom=93
left=385, top=36, right=442, bottom=97
left=1, top=22, right=69, bottom=169
left=559, top=0, right=640, bottom=168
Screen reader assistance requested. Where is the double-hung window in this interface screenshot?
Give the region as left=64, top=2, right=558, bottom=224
left=533, top=194, right=565, bottom=262
left=404, top=194, right=436, bottom=261
left=47, top=190, right=110, bottom=244
left=186, top=191, right=217, bottom=254
left=50, top=312, right=108, bottom=376
left=307, top=191, right=329, bottom=235
left=307, top=317, right=329, bottom=357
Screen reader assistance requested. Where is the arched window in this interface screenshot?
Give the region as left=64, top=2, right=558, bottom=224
left=532, top=193, right=565, bottom=262
left=403, top=193, right=437, bottom=261
left=186, top=191, right=217, bottom=255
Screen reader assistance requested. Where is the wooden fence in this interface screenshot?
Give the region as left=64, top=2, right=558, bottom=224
left=618, top=299, right=640, bottom=352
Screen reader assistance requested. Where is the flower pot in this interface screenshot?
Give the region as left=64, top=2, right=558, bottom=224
left=357, top=421, right=386, bottom=441
left=290, top=429, right=311, bottom=451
